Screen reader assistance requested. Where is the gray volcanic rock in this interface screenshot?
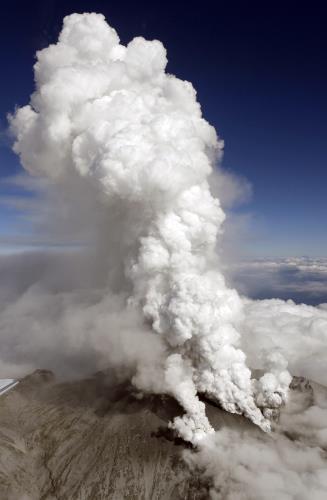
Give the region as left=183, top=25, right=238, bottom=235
left=0, top=369, right=322, bottom=500
left=0, top=370, right=210, bottom=500
left=0, top=369, right=260, bottom=500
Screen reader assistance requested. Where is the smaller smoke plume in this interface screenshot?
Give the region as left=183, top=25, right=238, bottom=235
left=185, top=380, right=327, bottom=499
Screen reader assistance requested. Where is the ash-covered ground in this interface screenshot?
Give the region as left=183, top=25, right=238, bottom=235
left=0, top=369, right=251, bottom=500
left=1, top=371, right=326, bottom=500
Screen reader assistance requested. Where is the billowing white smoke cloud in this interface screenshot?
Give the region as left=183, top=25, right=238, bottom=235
left=185, top=379, right=327, bottom=499
left=242, top=299, right=327, bottom=386
left=5, top=12, right=327, bottom=497
left=10, top=12, right=289, bottom=441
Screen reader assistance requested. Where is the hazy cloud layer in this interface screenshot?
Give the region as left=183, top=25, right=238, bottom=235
left=227, top=257, right=327, bottom=305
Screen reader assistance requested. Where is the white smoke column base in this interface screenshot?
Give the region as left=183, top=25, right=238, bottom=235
left=11, top=13, right=288, bottom=443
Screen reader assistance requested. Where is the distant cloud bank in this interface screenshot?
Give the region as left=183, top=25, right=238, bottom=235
left=227, top=257, right=327, bottom=306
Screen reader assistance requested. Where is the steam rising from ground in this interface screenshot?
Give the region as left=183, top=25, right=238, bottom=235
left=185, top=379, right=327, bottom=499
left=4, top=12, right=327, bottom=497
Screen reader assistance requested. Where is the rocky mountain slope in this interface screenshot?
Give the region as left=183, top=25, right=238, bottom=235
left=0, top=370, right=254, bottom=500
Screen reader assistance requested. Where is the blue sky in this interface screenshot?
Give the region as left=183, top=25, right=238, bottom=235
left=0, top=0, right=326, bottom=257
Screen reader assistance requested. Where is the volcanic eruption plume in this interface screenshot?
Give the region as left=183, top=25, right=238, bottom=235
left=10, top=13, right=291, bottom=443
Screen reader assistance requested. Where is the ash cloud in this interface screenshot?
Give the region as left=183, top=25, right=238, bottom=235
left=1, top=12, right=327, bottom=497
left=10, top=12, right=283, bottom=440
